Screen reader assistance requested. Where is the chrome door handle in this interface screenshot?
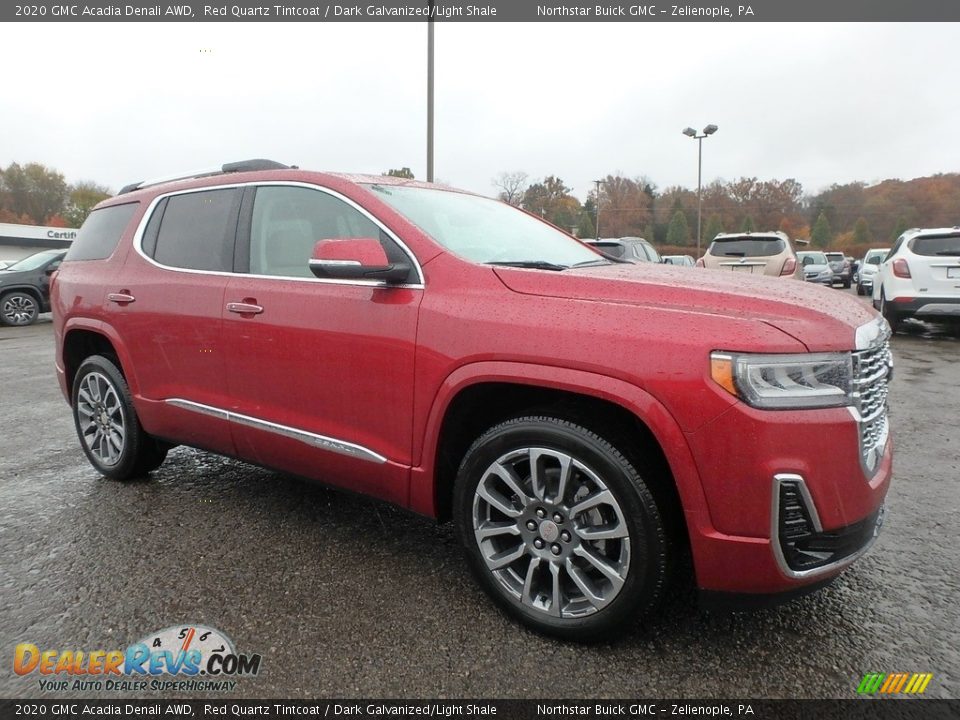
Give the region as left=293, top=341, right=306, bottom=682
left=107, top=293, right=136, bottom=304
left=226, top=302, right=264, bottom=315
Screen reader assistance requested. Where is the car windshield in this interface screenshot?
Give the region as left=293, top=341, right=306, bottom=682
left=2, top=249, right=62, bottom=272
left=798, top=252, right=828, bottom=264
left=708, top=236, right=785, bottom=257
left=864, top=251, right=887, bottom=264
left=911, top=234, right=960, bottom=256
left=367, top=185, right=605, bottom=269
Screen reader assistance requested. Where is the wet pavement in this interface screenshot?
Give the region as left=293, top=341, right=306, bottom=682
left=1, top=296, right=958, bottom=700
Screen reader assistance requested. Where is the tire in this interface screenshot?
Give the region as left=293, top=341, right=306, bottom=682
left=71, top=355, right=167, bottom=480
left=879, top=291, right=901, bottom=333
left=453, top=416, right=669, bottom=641
left=856, top=283, right=865, bottom=296
left=1, top=291, right=39, bottom=326
left=843, top=280, right=851, bottom=289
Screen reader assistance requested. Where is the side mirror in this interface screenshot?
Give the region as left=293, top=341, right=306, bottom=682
left=309, top=238, right=411, bottom=284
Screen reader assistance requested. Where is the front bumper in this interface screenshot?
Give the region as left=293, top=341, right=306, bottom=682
left=683, top=402, right=892, bottom=595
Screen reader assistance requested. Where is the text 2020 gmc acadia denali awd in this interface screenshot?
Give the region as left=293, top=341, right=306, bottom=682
left=52, top=160, right=892, bottom=640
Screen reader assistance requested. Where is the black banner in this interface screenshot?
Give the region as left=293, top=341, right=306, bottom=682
left=0, top=700, right=956, bottom=720
left=3, top=0, right=960, bottom=23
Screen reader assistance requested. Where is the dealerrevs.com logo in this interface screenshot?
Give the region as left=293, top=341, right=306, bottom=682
left=14, top=625, right=261, bottom=693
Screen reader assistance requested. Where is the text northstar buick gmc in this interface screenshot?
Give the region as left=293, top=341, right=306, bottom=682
left=52, top=161, right=892, bottom=640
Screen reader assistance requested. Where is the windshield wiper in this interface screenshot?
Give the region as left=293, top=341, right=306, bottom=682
left=570, top=259, right=613, bottom=268
left=487, top=261, right=568, bottom=271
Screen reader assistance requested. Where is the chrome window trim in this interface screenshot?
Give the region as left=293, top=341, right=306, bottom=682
left=131, top=181, right=425, bottom=289
left=770, top=473, right=881, bottom=581
left=165, top=398, right=388, bottom=465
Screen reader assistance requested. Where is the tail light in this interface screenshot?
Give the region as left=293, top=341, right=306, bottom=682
left=780, top=257, right=797, bottom=276
left=695, top=258, right=705, bottom=268
left=892, top=258, right=911, bottom=278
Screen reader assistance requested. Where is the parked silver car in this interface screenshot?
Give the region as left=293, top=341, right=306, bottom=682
left=796, top=251, right=833, bottom=285
left=585, top=237, right=662, bottom=263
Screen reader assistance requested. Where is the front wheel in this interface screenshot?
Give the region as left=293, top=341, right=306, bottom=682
left=453, top=416, right=670, bottom=641
left=856, top=283, right=865, bottom=296
left=72, top=355, right=167, bottom=480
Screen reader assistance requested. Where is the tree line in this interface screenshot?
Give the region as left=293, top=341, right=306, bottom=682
left=4, top=161, right=957, bottom=259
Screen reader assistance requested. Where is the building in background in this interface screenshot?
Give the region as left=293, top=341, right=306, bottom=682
left=0, top=223, right=76, bottom=263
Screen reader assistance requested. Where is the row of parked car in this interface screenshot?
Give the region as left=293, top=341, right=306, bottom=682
left=587, top=229, right=960, bottom=332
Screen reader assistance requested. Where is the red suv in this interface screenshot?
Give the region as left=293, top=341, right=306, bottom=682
left=52, top=161, right=892, bottom=640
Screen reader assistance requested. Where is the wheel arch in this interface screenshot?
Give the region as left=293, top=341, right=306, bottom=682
left=61, top=320, right=141, bottom=402
left=0, top=284, right=43, bottom=307
left=413, top=362, right=713, bottom=553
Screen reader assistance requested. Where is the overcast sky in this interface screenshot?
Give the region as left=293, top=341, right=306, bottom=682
left=2, top=22, right=958, bottom=200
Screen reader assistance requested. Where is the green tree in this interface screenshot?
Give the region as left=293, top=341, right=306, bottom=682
left=0, top=162, right=68, bottom=224
left=576, top=211, right=596, bottom=239
left=384, top=167, right=415, bottom=179
left=64, top=181, right=112, bottom=228
left=666, top=210, right=690, bottom=246
left=811, top=211, right=832, bottom=248
left=704, top=215, right=724, bottom=243
left=853, top=217, right=871, bottom=246
left=891, top=216, right=909, bottom=242
left=741, top=215, right=756, bottom=232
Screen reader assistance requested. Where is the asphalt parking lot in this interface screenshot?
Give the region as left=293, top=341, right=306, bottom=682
left=1, top=289, right=958, bottom=700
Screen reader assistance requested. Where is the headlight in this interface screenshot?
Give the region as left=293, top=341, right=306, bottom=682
left=710, top=352, right=853, bottom=409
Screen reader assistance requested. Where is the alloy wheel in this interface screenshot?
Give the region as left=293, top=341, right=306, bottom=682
left=75, top=371, right=126, bottom=466
left=471, top=447, right=631, bottom=619
left=2, top=295, right=38, bottom=325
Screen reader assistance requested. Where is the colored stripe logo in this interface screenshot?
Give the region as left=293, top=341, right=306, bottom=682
left=857, top=673, right=933, bottom=694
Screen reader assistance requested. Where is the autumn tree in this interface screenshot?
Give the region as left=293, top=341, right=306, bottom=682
left=741, top=215, right=756, bottom=232
left=522, top=176, right=581, bottom=232
left=0, top=162, right=68, bottom=224
left=811, top=211, right=832, bottom=248
left=666, top=210, right=690, bottom=246
left=384, top=167, right=415, bottom=179
left=64, top=181, right=112, bottom=228
left=891, top=216, right=909, bottom=242
left=492, top=171, right=528, bottom=206
left=595, top=174, right=652, bottom=238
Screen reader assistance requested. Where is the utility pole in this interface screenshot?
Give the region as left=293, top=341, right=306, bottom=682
left=426, top=2, right=435, bottom=182
left=593, top=179, right=604, bottom=239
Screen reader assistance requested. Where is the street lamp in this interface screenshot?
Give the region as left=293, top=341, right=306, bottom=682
left=426, top=1, right=435, bottom=182
left=682, top=124, right=718, bottom=255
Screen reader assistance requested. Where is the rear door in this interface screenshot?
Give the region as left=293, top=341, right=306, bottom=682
left=109, top=187, right=242, bottom=454
left=221, top=183, right=423, bottom=506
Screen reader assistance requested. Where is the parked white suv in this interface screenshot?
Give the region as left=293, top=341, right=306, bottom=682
left=872, top=228, right=960, bottom=330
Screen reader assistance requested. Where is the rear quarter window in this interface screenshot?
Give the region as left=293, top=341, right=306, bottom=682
left=64, top=203, right=139, bottom=261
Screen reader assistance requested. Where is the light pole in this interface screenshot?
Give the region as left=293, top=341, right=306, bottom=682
left=593, top=179, right=605, bottom=239
left=682, top=124, right=718, bottom=255
left=426, top=1, right=435, bottom=182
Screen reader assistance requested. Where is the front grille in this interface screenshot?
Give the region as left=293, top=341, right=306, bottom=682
left=852, top=336, right=892, bottom=474
left=777, top=478, right=883, bottom=573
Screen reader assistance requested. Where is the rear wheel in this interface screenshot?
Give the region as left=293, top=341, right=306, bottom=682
left=879, top=291, right=901, bottom=333
left=1, top=291, right=39, bottom=326
left=454, top=416, right=669, bottom=641
left=72, top=355, right=167, bottom=480
left=856, top=283, right=865, bottom=296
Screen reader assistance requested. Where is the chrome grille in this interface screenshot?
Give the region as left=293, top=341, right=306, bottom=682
left=852, top=336, right=892, bottom=474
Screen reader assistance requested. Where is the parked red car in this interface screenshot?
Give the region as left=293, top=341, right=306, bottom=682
left=52, top=161, right=892, bottom=640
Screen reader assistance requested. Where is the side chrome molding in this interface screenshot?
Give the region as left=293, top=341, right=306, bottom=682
left=165, top=398, right=387, bottom=465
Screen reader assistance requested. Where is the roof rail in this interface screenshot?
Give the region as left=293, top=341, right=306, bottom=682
left=118, top=158, right=290, bottom=194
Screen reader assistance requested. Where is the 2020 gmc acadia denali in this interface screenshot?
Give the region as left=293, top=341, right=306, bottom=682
left=52, top=160, right=892, bottom=640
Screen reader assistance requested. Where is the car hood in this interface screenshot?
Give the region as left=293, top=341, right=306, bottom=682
left=861, top=264, right=880, bottom=276
left=803, top=263, right=831, bottom=273
left=0, top=269, right=32, bottom=284
left=493, top=263, right=877, bottom=351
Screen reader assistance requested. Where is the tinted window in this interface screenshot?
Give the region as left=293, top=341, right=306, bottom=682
left=248, top=186, right=383, bottom=278
left=911, top=234, right=960, bottom=257
left=3, top=249, right=64, bottom=272
left=65, top=203, right=138, bottom=261
left=152, top=189, right=241, bottom=272
left=590, top=242, right=626, bottom=259
left=709, top=237, right=785, bottom=257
